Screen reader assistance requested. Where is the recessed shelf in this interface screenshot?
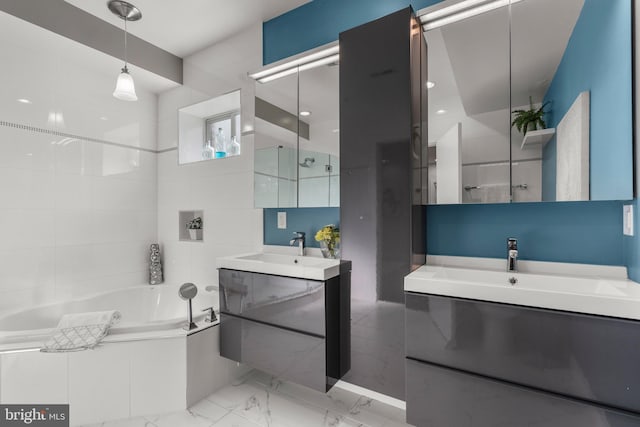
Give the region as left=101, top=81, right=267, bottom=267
left=179, top=210, right=203, bottom=242
left=520, top=128, right=555, bottom=150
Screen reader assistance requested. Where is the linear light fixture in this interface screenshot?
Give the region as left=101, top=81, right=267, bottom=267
left=419, top=0, right=523, bottom=31
left=249, top=45, right=339, bottom=83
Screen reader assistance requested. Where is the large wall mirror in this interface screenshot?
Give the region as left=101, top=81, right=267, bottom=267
left=424, top=0, right=632, bottom=204
left=253, top=54, right=340, bottom=208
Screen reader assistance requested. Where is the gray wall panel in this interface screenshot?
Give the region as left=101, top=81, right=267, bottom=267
left=339, top=7, right=426, bottom=399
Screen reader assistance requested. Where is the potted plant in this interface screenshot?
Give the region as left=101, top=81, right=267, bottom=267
left=511, top=96, right=550, bottom=136
left=186, top=217, right=202, bottom=240
left=314, top=224, right=340, bottom=259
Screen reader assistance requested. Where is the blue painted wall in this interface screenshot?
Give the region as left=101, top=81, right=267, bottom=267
left=541, top=137, right=556, bottom=201
left=542, top=0, right=632, bottom=201
left=263, top=0, right=441, bottom=64
left=428, top=201, right=624, bottom=265
left=264, top=207, right=340, bottom=247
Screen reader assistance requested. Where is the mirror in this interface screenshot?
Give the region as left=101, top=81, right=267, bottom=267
left=178, top=90, right=241, bottom=164
left=253, top=60, right=340, bottom=208
left=426, top=4, right=510, bottom=204
left=298, top=63, right=340, bottom=207
left=426, top=0, right=632, bottom=204
left=254, top=72, right=299, bottom=207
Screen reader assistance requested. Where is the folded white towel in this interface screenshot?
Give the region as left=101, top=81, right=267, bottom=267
left=41, top=310, right=121, bottom=353
left=56, top=310, right=121, bottom=329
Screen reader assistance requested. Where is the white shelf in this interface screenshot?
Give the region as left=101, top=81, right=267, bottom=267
left=520, top=128, right=555, bottom=150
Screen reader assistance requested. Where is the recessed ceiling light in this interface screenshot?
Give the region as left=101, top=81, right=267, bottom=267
left=426, top=81, right=435, bottom=89
left=436, top=109, right=447, bottom=115
left=17, top=98, right=32, bottom=104
left=300, top=111, right=311, bottom=117
left=99, top=116, right=109, bottom=121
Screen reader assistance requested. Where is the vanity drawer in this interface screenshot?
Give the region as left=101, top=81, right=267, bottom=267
left=407, top=359, right=640, bottom=427
left=405, top=292, right=640, bottom=413
left=219, top=269, right=326, bottom=336
left=220, top=315, right=327, bottom=392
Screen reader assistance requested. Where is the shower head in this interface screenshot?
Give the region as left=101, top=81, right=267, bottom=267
left=299, top=157, right=315, bottom=168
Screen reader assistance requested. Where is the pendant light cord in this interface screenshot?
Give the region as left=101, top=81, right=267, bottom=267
left=123, top=17, right=128, bottom=70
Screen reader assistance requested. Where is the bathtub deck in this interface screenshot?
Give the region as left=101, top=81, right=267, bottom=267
left=79, top=370, right=410, bottom=427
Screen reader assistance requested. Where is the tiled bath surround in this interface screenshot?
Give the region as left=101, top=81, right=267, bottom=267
left=0, top=326, right=247, bottom=426
left=0, top=14, right=158, bottom=316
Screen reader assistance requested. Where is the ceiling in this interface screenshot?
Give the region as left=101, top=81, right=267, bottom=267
left=0, top=10, right=178, bottom=94
left=64, top=0, right=310, bottom=57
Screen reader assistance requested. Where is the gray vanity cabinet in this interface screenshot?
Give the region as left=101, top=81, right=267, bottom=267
left=407, top=360, right=640, bottom=427
left=405, top=292, right=640, bottom=426
left=219, top=267, right=350, bottom=392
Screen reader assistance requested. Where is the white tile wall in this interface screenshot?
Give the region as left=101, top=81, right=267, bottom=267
left=0, top=23, right=159, bottom=315
left=157, top=24, right=263, bottom=287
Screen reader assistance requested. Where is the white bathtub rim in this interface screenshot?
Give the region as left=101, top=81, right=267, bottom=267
left=0, top=318, right=220, bottom=354
left=0, top=282, right=216, bottom=320
left=0, top=283, right=218, bottom=349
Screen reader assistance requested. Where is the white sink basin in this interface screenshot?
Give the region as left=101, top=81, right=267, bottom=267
left=405, top=256, right=640, bottom=321
left=216, top=252, right=343, bottom=281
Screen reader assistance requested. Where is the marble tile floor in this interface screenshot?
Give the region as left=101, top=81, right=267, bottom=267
left=81, top=370, right=412, bottom=427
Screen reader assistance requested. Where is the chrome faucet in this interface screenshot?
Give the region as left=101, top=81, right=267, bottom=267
left=290, top=231, right=306, bottom=256
left=507, top=238, right=518, bottom=272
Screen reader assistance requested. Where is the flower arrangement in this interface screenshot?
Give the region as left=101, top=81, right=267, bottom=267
left=186, top=217, right=202, bottom=230
left=315, top=224, right=340, bottom=259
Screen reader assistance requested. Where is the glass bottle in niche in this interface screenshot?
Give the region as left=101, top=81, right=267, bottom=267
left=214, top=128, right=226, bottom=158
left=202, top=138, right=214, bottom=160
left=227, top=135, right=241, bottom=156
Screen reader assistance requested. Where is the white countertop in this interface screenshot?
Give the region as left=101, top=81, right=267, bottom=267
left=405, top=256, right=640, bottom=321
left=216, top=252, right=346, bottom=281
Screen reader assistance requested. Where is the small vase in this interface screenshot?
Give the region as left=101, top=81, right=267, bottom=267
left=188, top=229, right=200, bottom=240
left=320, top=240, right=340, bottom=259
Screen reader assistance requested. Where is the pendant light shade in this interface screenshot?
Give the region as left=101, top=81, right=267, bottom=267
left=113, top=66, right=138, bottom=101
left=108, top=1, right=142, bottom=102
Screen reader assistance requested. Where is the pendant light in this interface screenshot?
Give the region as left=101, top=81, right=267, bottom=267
left=108, top=0, right=142, bottom=101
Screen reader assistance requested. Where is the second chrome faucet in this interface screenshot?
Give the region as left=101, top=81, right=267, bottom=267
left=507, top=238, right=518, bottom=272
left=290, top=231, right=306, bottom=256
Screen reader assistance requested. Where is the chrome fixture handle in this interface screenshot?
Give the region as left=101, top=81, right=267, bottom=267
left=202, top=307, right=217, bottom=323
left=290, top=231, right=306, bottom=256
left=507, top=238, right=518, bottom=273
left=178, top=282, right=198, bottom=331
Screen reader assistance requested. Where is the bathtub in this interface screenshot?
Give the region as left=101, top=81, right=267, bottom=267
left=0, top=283, right=248, bottom=426
left=0, top=283, right=219, bottom=350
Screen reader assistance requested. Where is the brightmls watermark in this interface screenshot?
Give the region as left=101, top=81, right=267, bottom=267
left=0, top=405, right=68, bottom=426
